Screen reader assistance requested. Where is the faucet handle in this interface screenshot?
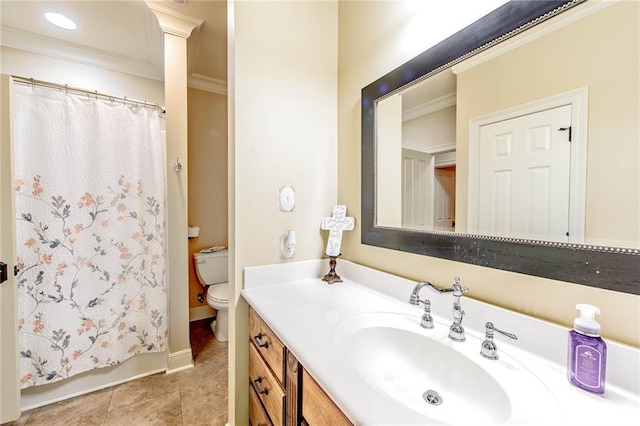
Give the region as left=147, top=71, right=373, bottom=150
left=480, top=322, right=517, bottom=360
left=420, top=299, right=434, bottom=329
left=452, top=277, right=469, bottom=293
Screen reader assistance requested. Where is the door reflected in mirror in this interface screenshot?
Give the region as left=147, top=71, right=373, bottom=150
left=374, top=1, right=639, bottom=249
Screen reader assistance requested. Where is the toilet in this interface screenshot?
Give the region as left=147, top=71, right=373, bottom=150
left=193, top=249, right=229, bottom=342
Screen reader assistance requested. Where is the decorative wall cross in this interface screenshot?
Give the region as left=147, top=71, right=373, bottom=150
left=321, top=205, right=355, bottom=257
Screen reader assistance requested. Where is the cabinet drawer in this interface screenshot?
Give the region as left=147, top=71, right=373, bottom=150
left=302, top=369, right=352, bottom=426
left=249, top=342, right=285, bottom=426
left=249, top=307, right=285, bottom=383
left=249, top=384, right=273, bottom=426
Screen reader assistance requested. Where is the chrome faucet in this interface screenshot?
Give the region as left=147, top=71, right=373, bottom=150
left=448, top=277, right=468, bottom=342
left=480, top=322, right=518, bottom=360
left=408, top=281, right=440, bottom=329
left=409, top=278, right=468, bottom=340
left=409, top=281, right=449, bottom=305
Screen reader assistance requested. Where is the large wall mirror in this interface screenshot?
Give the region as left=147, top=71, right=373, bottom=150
left=362, top=0, right=639, bottom=294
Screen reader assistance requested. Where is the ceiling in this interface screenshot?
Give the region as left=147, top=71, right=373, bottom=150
left=0, top=0, right=227, bottom=93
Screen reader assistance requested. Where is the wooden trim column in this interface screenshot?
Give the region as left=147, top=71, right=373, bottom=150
left=146, top=1, right=203, bottom=372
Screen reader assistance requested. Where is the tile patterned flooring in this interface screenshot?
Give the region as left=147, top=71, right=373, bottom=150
left=3, top=320, right=228, bottom=426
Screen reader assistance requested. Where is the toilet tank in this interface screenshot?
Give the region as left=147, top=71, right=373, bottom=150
left=193, top=249, right=228, bottom=286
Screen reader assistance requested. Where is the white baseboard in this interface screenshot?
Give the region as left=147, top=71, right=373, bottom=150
left=189, top=305, right=216, bottom=321
left=166, top=348, right=194, bottom=374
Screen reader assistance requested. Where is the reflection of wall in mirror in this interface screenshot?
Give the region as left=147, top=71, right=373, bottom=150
left=400, top=103, right=456, bottom=229
left=377, top=93, right=402, bottom=227
left=454, top=1, right=639, bottom=248
left=403, top=105, right=456, bottom=152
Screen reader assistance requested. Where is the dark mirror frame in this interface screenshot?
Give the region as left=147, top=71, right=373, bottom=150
left=361, top=0, right=639, bottom=295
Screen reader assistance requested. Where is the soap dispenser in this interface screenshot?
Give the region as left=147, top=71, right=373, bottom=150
left=567, top=304, right=607, bottom=394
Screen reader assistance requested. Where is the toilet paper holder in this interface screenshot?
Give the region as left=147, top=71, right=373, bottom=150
left=188, top=225, right=200, bottom=240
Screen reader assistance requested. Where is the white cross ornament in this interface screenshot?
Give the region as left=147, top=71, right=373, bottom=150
left=321, top=205, right=355, bottom=257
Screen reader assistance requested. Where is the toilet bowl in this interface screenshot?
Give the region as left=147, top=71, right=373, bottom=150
left=193, top=249, right=229, bottom=342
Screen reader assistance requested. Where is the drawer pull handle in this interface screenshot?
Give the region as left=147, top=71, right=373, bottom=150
left=252, top=332, right=269, bottom=348
left=252, top=377, right=269, bottom=395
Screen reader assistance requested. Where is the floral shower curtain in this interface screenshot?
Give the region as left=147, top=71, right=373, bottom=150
left=12, top=83, right=168, bottom=388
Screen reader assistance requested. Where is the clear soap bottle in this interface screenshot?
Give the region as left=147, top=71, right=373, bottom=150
left=567, top=304, right=607, bottom=394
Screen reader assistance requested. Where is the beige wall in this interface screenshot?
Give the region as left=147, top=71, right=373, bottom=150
left=187, top=88, right=228, bottom=310
left=229, top=1, right=339, bottom=424
left=0, top=47, right=163, bottom=105
left=338, top=1, right=640, bottom=347
left=455, top=1, right=639, bottom=246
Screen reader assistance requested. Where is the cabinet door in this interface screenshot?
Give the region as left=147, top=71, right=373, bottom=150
left=302, top=369, right=352, bottom=426
left=249, top=385, right=273, bottom=426
left=249, top=308, right=285, bottom=383
left=249, top=343, right=285, bottom=426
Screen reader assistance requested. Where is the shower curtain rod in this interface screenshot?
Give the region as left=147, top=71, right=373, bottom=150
left=12, top=76, right=166, bottom=114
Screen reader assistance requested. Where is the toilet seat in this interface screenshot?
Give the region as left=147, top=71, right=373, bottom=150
left=206, top=282, right=229, bottom=304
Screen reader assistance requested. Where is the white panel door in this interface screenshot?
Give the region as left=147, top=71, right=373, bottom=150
left=434, top=168, right=456, bottom=231
left=402, top=149, right=434, bottom=228
left=478, top=105, right=572, bottom=241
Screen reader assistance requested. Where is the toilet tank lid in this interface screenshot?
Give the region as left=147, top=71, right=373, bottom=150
left=193, top=249, right=228, bottom=260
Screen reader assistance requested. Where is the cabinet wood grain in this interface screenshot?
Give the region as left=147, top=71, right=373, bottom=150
left=302, top=369, right=353, bottom=426
left=249, top=384, right=273, bottom=426
left=249, top=343, right=285, bottom=426
left=249, top=308, right=285, bottom=383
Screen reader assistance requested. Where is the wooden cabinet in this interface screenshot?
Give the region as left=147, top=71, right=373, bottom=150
left=249, top=379, right=273, bottom=426
left=301, top=369, right=353, bottom=426
left=248, top=307, right=352, bottom=426
left=249, top=343, right=285, bottom=426
left=249, top=308, right=285, bottom=383
left=249, top=308, right=286, bottom=426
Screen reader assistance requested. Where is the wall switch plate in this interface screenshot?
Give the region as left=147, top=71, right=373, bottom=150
left=279, top=186, right=295, bottom=212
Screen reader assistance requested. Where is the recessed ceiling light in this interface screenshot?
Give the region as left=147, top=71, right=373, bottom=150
left=44, top=12, right=77, bottom=30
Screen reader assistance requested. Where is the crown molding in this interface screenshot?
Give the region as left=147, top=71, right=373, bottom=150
left=423, top=143, right=457, bottom=155
left=146, top=1, right=203, bottom=39
left=403, top=92, right=456, bottom=122
left=188, top=73, right=227, bottom=95
left=0, top=25, right=163, bottom=81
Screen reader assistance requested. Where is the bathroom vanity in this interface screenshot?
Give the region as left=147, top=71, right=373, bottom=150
left=248, top=306, right=352, bottom=426
left=242, top=260, right=639, bottom=425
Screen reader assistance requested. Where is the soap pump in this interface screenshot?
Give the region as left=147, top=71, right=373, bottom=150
left=567, top=304, right=607, bottom=394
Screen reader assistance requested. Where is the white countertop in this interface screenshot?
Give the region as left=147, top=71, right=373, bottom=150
left=242, top=259, right=640, bottom=425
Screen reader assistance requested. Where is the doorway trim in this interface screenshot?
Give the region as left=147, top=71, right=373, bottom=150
left=468, top=87, right=588, bottom=242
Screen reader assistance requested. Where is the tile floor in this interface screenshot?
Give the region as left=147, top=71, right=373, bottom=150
left=3, top=319, right=228, bottom=426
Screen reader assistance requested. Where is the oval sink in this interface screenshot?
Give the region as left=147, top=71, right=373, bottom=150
left=331, top=312, right=559, bottom=425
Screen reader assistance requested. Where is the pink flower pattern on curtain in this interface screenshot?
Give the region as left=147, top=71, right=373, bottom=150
left=12, top=83, right=167, bottom=388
